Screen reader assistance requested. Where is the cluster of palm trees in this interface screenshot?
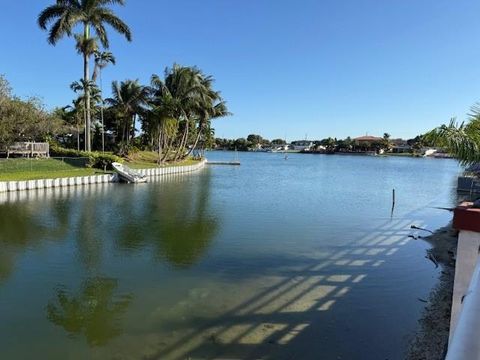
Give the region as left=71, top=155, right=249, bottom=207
left=38, top=0, right=229, bottom=161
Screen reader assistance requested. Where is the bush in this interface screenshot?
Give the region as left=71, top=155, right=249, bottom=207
left=50, top=144, right=123, bottom=170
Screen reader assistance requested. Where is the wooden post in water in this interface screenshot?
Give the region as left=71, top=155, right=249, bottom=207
left=391, top=188, right=396, bottom=218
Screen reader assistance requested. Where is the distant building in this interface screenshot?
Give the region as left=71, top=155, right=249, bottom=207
left=353, top=135, right=383, bottom=146
left=391, top=138, right=412, bottom=153
left=291, top=140, right=314, bottom=151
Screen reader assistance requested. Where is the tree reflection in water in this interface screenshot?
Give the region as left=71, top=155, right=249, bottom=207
left=46, top=277, right=132, bottom=347
left=117, top=170, right=219, bottom=267
left=0, top=197, right=71, bottom=282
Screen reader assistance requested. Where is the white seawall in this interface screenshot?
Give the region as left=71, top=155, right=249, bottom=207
left=0, top=160, right=206, bottom=193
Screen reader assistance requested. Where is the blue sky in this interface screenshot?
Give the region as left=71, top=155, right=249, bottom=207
left=2, top=0, right=480, bottom=141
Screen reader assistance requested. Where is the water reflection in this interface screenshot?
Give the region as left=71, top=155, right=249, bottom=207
left=46, top=277, right=132, bottom=347
left=116, top=171, right=218, bottom=267
left=0, top=198, right=71, bottom=282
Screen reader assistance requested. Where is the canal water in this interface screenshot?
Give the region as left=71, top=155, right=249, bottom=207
left=0, top=153, right=462, bottom=359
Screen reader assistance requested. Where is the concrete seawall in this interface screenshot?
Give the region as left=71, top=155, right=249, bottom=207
left=0, top=160, right=206, bottom=193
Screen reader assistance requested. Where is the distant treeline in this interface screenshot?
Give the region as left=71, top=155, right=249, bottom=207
left=214, top=133, right=430, bottom=152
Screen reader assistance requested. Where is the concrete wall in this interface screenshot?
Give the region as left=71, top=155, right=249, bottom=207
left=0, top=160, right=206, bottom=194
left=447, top=203, right=480, bottom=359
left=449, top=230, right=480, bottom=342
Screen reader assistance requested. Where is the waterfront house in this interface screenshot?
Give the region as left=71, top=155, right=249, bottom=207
left=391, top=139, right=412, bottom=153
left=353, top=135, right=383, bottom=146
left=291, top=140, right=314, bottom=151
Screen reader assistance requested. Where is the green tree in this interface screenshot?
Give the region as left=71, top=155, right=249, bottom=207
left=38, top=0, right=132, bottom=152
left=382, top=132, right=391, bottom=151
left=272, top=139, right=287, bottom=145
left=426, top=111, right=480, bottom=165
left=147, top=65, right=229, bottom=161
left=106, top=80, right=148, bottom=149
left=0, top=76, right=64, bottom=147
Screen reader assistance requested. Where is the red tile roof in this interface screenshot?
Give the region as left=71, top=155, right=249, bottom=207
left=354, top=136, right=383, bottom=141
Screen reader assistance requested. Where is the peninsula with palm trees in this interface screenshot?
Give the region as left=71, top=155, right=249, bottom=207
left=0, top=0, right=229, bottom=182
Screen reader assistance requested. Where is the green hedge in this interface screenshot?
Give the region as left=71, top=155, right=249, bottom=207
left=50, top=145, right=123, bottom=170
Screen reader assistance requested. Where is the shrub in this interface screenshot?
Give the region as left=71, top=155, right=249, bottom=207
left=50, top=144, right=122, bottom=170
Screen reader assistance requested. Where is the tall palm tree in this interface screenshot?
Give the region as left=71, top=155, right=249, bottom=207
left=93, top=51, right=116, bottom=152
left=38, top=0, right=132, bottom=152
left=92, top=51, right=115, bottom=83
left=106, top=80, right=148, bottom=146
left=187, top=94, right=231, bottom=157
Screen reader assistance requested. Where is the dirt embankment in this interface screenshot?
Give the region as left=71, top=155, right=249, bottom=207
left=406, top=225, right=458, bottom=360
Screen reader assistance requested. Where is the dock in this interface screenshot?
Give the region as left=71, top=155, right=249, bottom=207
left=205, top=161, right=240, bottom=166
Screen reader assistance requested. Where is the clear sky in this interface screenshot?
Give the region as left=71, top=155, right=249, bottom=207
left=2, top=0, right=480, bottom=141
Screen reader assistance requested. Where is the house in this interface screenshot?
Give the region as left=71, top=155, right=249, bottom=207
left=391, top=138, right=412, bottom=153
left=353, top=135, right=383, bottom=146
left=291, top=140, right=314, bottom=151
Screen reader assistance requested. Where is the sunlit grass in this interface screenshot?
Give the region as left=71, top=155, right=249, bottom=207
left=125, top=151, right=201, bottom=169
left=0, top=158, right=101, bottom=181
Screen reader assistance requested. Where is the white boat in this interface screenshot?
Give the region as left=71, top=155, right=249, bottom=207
left=112, top=162, right=147, bottom=183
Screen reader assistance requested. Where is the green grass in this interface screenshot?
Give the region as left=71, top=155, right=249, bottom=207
left=125, top=151, right=201, bottom=169
left=0, top=152, right=201, bottom=181
left=0, top=158, right=104, bottom=181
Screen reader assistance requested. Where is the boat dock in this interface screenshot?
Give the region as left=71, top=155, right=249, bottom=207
left=206, top=161, right=240, bottom=166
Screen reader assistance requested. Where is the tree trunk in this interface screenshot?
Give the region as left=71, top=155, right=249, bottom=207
left=187, top=120, right=204, bottom=156
left=83, top=24, right=92, bottom=152
left=157, top=127, right=162, bottom=164
left=174, top=121, right=189, bottom=162
left=77, top=124, right=80, bottom=151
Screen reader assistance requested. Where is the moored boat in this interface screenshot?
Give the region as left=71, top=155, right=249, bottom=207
left=112, top=162, right=147, bottom=183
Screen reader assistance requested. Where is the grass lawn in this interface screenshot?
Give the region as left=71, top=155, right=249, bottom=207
left=0, top=152, right=201, bottom=181
left=0, top=158, right=105, bottom=181
left=125, top=151, right=201, bottom=169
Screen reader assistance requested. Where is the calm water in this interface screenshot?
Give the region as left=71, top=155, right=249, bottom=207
left=0, top=152, right=462, bottom=359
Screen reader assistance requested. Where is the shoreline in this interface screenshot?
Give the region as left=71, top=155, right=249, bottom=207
left=0, top=160, right=206, bottom=193
left=406, top=224, right=458, bottom=360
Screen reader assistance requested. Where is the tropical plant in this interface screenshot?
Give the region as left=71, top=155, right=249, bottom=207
left=426, top=109, right=480, bottom=165
left=106, top=80, right=148, bottom=147
left=38, top=0, right=132, bottom=152
left=92, top=50, right=115, bottom=83
left=147, top=65, right=230, bottom=162
left=382, top=132, right=391, bottom=151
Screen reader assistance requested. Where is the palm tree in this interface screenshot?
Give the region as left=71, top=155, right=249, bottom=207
left=382, top=132, right=391, bottom=152
left=93, top=51, right=116, bottom=152
left=148, top=65, right=230, bottom=161
left=92, top=50, right=115, bottom=83
left=106, top=80, right=148, bottom=147
left=187, top=98, right=230, bottom=156
left=38, top=0, right=132, bottom=152
left=426, top=107, right=480, bottom=165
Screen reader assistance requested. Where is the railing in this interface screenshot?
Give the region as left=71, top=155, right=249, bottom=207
left=446, top=258, right=480, bottom=359
left=0, top=142, right=50, bottom=158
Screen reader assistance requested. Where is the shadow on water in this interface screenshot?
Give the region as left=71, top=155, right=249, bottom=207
left=140, top=213, right=445, bottom=360
left=46, top=277, right=132, bottom=347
